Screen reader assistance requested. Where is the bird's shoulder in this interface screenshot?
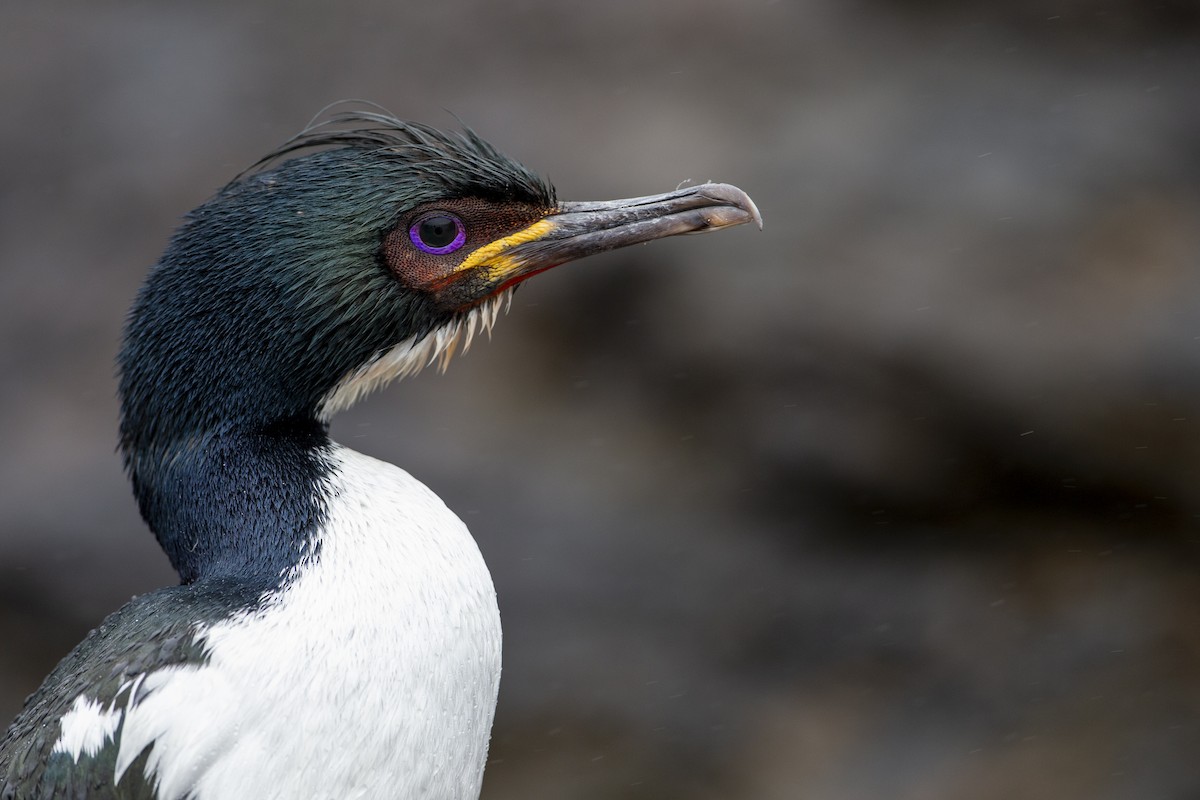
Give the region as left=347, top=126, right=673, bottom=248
left=0, top=579, right=262, bottom=800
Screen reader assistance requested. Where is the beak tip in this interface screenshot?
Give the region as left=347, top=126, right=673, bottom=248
left=697, top=182, right=763, bottom=231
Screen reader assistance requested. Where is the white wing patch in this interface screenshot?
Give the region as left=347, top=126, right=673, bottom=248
left=53, top=672, right=149, bottom=764
left=52, top=695, right=125, bottom=761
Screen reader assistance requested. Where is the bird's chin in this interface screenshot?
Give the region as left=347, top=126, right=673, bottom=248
left=321, top=291, right=513, bottom=417
left=427, top=271, right=511, bottom=314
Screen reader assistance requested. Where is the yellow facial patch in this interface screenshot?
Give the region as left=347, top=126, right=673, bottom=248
left=452, top=219, right=555, bottom=281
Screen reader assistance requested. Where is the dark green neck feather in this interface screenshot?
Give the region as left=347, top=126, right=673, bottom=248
left=117, top=118, right=553, bottom=583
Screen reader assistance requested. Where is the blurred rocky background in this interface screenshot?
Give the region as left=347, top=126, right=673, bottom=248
left=2, top=1, right=1199, bottom=798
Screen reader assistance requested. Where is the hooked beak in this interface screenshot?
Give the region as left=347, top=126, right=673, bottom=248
left=465, top=183, right=762, bottom=293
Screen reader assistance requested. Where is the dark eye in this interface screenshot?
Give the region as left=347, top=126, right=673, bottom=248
left=409, top=212, right=466, bottom=255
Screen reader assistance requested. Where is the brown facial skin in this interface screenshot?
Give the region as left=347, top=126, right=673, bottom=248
left=382, top=183, right=762, bottom=313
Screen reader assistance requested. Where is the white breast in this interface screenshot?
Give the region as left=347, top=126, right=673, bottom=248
left=110, top=446, right=503, bottom=800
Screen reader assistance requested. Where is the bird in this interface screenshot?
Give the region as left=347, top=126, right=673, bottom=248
left=0, top=108, right=760, bottom=800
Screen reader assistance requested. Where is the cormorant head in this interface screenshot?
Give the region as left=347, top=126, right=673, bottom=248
left=118, top=110, right=760, bottom=461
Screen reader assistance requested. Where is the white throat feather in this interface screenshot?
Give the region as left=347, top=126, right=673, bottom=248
left=319, top=291, right=511, bottom=418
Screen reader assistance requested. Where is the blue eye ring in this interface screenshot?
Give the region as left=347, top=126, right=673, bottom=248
left=409, top=212, right=466, bottom=255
